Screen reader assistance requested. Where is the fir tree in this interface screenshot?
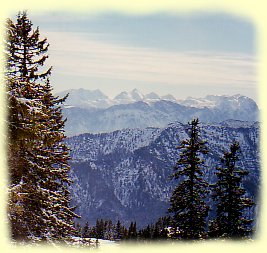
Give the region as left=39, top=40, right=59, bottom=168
left=5, top=11, right=52, bottom=82
left=128, top=222, right=137, bottom=240
left=115, top=220, right=123, bottom=240
left=138, top=225, right=151, bottom=240
left=5, top=12, right=77, bottom=242
left=152, top=224, right=160, bottom=240
left=6, top=78, right=45, bottom=240
left=35, top=80, right=77, bottom=240
left=89, top=226, right=97, bottom=238
left=209, top=141, right=254, bottom=238
left=122, top=226, right=128, bottom=239
left=75, top=223, right=82, bottom=238
left=82, top=222, right=90, bottom=238
left=168, top=118, right=209, bottom=240
left=159, top=228, right=169, bottom=239
left=154, top=216, right=170, bottom=239
left=104, top=220, right=114, bottom=240
left=95, top=219, right=105, bottom=239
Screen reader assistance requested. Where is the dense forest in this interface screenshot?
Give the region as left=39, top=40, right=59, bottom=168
left=4, top=12, right=256, bottom=245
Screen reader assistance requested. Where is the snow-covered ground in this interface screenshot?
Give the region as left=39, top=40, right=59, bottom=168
left=71, top=236, right=118, bottom=248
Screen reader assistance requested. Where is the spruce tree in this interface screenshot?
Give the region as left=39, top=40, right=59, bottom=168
left=141, top=225, right=152, bottom=240
left=36, top=80, right=77, bottom=240
left=82, top=222, right=90, bottom=238
left=75, top=223, right=82, bottom=238
left=152, top=224, right=160, bottom=240
left=209, top=141, right=254, bottom=238
left=5, top=11, right=77, bottom=241
left=5, top=11, right=52, bottom=82
left=104, top=220, right=114, bottom=240
left=6, top=77, right=45, bottom=240
left=128, top=222, right=137, bottom=240
left=168, top=118, right=209, bottom=239
left=115, top=220, right=123, bottom=240
left=95, top=219, right=105, bottom=239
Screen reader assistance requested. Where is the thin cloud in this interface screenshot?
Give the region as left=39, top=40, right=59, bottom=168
left=45, top=31, right=257, bottom=89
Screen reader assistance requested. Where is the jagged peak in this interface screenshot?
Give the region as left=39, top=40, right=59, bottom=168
left=144, top=92, right=160, bottom=100
left=161, top=94, right=177, bottom=101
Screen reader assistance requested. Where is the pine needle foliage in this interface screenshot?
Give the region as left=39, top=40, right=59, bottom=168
left=168, top=118, right=209, bottom=240
left=209, top=141, right=254, bottom=239
left=5, top=11, right=77, bottom=242
left=5, top=11, right=52, bottom=82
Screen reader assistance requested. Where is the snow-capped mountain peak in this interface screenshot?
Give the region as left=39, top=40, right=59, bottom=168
left=144, top=92, right=161, bottom=100
left=181, top=96, right=216, bottom=108
left=56, top=89, right=259, bottom=136
left=114, top=91, right=131, bottom=100
left=130, top=89, right=144, bottom=101
left=56, top=88, right=257, bottom=110
left=55, top=88, right=111, bottom=109
left=114, top=89, right=144, bottom=102
left=161, top=94, right=177, bottom=102
left=181, top=94, right=258, bottom=110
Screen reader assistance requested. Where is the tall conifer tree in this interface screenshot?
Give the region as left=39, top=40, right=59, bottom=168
left=5, top=11, right=51, bottom=82
left=6, top=77, right=44, bottom=240
left=5, top=11, right=77, bottom=241
left=209, top=141, right=254, bottom=238
left=168, top=118, right=209, bottom=239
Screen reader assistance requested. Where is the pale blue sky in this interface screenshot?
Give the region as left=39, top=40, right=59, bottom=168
left=30, top=12, right=257, bottom=101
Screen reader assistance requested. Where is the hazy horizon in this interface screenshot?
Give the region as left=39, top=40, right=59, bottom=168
left=28, top=12, right=257, bottom=103
left=55, top=86, right=257, bottom=103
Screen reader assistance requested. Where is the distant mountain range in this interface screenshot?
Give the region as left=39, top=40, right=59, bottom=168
left=56, top=88, right=177, bottom=109
left=59, top=88, right=260, bottom=228
left=67, top=120, right=260, bottom=227
left=56, top=89, right=259, bottom=136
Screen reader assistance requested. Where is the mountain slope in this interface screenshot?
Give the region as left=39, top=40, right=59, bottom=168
left=57, top=89, right=259, bottom=136
left=66, top=120, right=260, bottom=227
left=63, top=98, right=259, bottom=136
